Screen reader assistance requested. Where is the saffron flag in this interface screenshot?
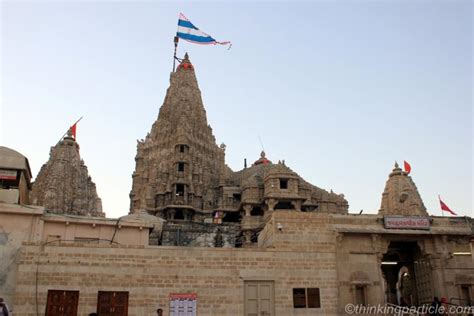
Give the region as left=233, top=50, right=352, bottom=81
left=403, top=160, right=411, bottom=174
left=439, top=196, right=457, bottom=216
left=177, top=13, right=231, bottom=47
left=70, top=123, right=77, bottom=139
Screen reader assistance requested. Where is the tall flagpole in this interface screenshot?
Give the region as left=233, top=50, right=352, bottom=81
left=438, top=195, right=444, bottom=217
left=173, top=36, right=179, bottom=72
left=173, top=13, right=181, bottom=72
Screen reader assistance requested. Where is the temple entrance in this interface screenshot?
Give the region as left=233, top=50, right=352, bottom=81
left=381, top=241, right=433, bottom=306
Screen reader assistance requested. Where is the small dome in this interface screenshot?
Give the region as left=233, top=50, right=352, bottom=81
left=265, top=163, right=296, bottom=177
left=253, top=151, right=271, bottom=165
left=0, top=146, right=32, bottom=179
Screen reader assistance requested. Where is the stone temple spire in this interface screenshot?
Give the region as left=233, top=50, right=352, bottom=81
left=129, top=54, right=229, bottom=220
left=30, top=134, right=104, bottom=217
left=378, top=162, right=427, bottom=216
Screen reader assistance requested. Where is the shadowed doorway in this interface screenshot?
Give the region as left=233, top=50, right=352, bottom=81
left=381, top=241, right=433, bottom=306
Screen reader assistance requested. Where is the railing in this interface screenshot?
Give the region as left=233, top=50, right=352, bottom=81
left=164, top=196, right=189, bottom=205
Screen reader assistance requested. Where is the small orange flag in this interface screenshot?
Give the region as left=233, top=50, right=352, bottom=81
left=70, top=123, right=77, bottom=139
left=403, top=160, right=411, bottom=174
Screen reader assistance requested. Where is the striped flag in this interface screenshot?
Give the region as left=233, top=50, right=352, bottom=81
left=177, top=13, right=231, bottom=47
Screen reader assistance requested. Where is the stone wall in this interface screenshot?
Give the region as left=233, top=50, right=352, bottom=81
left=0, top=203, right=43, bottom=306
left=39, top=213, right=152, bottom=246
left=0, top=203, right=152, bottom=310
left=8, top=210, right=474, bottom=315
left=16, top=242, right=339, bottom=316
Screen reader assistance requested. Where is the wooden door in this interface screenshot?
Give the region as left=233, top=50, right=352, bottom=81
left=244, top=281, right=274, bottom=316
left=45, top=290, right=79, bottom=316
left=97, top=291, right=129, bottom=316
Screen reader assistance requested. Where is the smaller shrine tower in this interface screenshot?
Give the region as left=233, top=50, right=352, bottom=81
left=30, top=129, right=104, bottom=217
left=378, top=162, right=427, bottom=216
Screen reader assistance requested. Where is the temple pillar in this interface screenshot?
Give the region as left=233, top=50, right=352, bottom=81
left=243, top=230, right=253, bottom=245
left=266, top=198, right=278, bottom=211
left=243, top=204, right=252, bottom=217
left=167, top=209, right=176, bottom=220
left=428, top=255, right=447, bottom=298
left=372, top=234, right=390, bottom=305
left=291, top=200, right=302, bottom=211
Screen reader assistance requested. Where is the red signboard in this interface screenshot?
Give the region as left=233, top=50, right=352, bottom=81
left=384, top=216, right=430, bottom=230
left=170, top=293, right=197, bottom=300
left=0, top=169, right=17, bottom=180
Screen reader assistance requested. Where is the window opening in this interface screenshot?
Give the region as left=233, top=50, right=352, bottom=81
left=176, top=184, right=185, bottom=196
left=293, top=288, right=321, bottom=309
left=174, top=209, right=185, bottom=220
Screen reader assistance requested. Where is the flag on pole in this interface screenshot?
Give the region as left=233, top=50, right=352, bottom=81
left=177, top=13, right=231, bottom=47
left=439, top=195, right=457, bottom=216
left=403, top=160, right=411, bottom=174
left=70, top=122, right=77, bottom=139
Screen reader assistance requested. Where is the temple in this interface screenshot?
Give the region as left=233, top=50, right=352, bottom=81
left=130, top=53, right=348, bottom=246
left=0, top=54, right=472, bottom=316
left=30, top=129, right=104, bottom=217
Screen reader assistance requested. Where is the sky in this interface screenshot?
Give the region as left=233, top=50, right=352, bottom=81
left=1, top=0, right=472, bottom=219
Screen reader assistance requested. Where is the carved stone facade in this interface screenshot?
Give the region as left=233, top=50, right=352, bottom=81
left=129, top=54, right=349, bottom=244
left=130, top=54, right=228, bottom=221
left=379, top=162, right=427, bottom=216
left=30, top=132, right=104, bottom=217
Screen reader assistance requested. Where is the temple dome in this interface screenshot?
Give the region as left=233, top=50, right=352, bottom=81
left=253, top=151, right=271, bottom=166
left=0, top=146, right=32, bottom=181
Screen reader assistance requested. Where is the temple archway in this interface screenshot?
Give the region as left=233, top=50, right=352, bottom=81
left=381, top=241, right=433, bottom=306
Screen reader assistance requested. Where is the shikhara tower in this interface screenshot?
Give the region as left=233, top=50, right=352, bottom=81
left=130, top=54, right=348, bottom=244
left=129, top=54, right=229, bottom=220
left=30, top=130, right=104, bottom=217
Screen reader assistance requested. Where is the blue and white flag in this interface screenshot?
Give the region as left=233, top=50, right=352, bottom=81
left=177, top=13, right=231, bottom=48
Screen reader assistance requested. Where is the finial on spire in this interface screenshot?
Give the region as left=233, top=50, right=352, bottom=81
left=177, top=52, right=193, bottom=70
left=66, top=128, right=73, bottom=138
left=394, top=161, right=399, bottom=169
left=253, top=151, right=271, bottom=165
